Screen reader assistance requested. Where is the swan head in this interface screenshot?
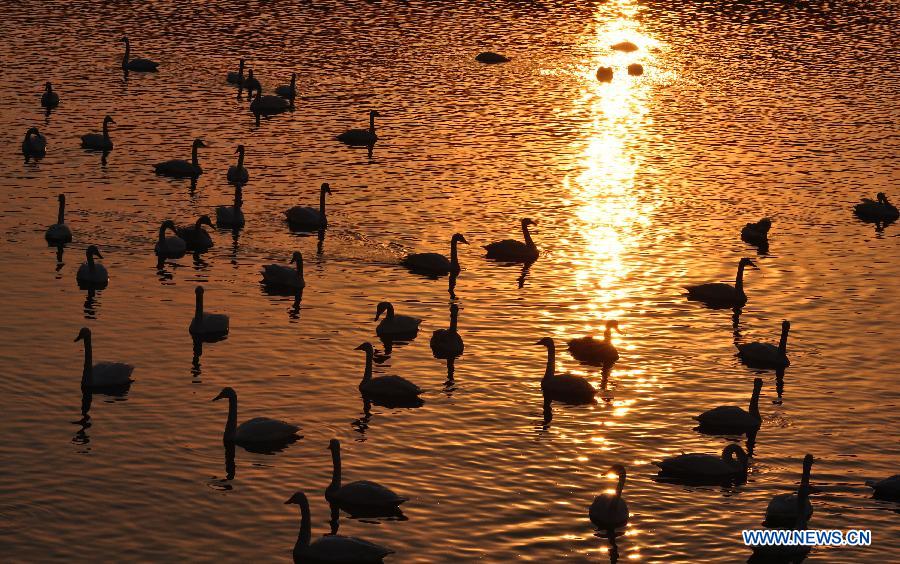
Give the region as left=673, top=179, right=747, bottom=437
left=58, top=193, right=66, bottom=204
left=374, top=301, right=393, bottom=321
left=235, top=144, right=244, bottom=155
left=608, top=464, right=627, bottom=481
left=802, top=453, right=814, bottom=473
left=521, top=218, right=536, bottom=227
left=452, top=233, right=469, bottom=245
left=120, top=36, right=129, bottom=43
left=739, top=257, right=758, bottom=269
left=26, top=127, right=40, bottom=136
left=284, top=491, right=309, bottom=506
left=103, top=115, right=115, bottom=125
left=752, top=377, right=763, bottom=394
left=45, top=82, right=53, bottom=91
left=290, top=251, right=303, bottom=265
left=758, top=217, right=772, bottom=230
left=876, top=192, right=889, bottom=204
left=782, top=319, right=791, bottom=333
left=74, top=327, right=91, bottom=342
left=370, top=110, right=381, bottom=118
left=86, top=245, right=103, bottom=259
left=722, top=444, right=749, bottom=470
left=197, top=215, right=214, bottom=228
left=161, top=219, right=177, bottom=232
left=195, top=286, right=205, bottom=297
left=320, top=182, right=332, bottom=195
left=212, top=386, right=236, bottom=402
left=327, top=438, right=340, bottom=451
left=535, top=336, right=555, bottom=348
left=193, top=138, right=208, bottom=149
left=354, top=342, right=375, bottom=354
left=605, top=320, right=621, bottom=332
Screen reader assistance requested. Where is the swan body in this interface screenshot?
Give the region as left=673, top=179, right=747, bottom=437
left=656, top=444, right=749, bottom=483
left=41, top=82, right=59, bottom=107
left=627, top=63, right=644, bottom=76
left=217, top=185, right=245, bottom=229
left=286, top=183, right=331, bottom=230
left=685, top=257, right=757, bottom=308
left=476, top=52, right=510, bottom=63
left=750, top=485, right=812, bottom=560
left=741, top=218, right=772, bottom=246
left=430, top=303, right=464, bottom=359
left=484, top=218, right=539, bottom=262
left=75, top=327, right=134, bottom=390
left=176, top=215, right=214, bottom=251
left=155, top=220, right=187, bottom=258
left=227, top=145, right=249, bottom=184
left=326, top=439, right=407, bottom=513
left=854, top=192, right=899, bottom=222
left=262, top=251, right=305, bottom=289
left=537, top=337, right=596, bottom=404
left=589, top=465, right=629, bottom=529
left=226, top=59, right=245, bottom=84
left=375, top=301, right=421, bottom=338
left=45, top=194, right=72, bottom=244
left=275, top=72, right=298, bottom=99
left=867, top=474, right=900, bottom=501
left=596, top=67, right=613, bottom=82
left=737, top=320, right=791, bottom=369
left=213, top=387, right=299, bottom=444
left=22, top=127, right=47, bottom=155
left=337, top=110, right=379, bottom=146
left=286, top=492, right=393, bottom=564
left=567, top=320, right=620, bottom=366
left=242, top=69, right=261, bottom=95
left=765, top=455, right=814, bottom=527
left=76, top=245, right=108, bottom=287
left=190, top=286, right=229, bottom=337
left=694, top=378, right=762, bottom=433
left=356, top=342, right=423, bottom=402
left=611, top=41, right=638, bottom=52
left=121, top=37, right=158, bottom=72
left=250, top=90, right=290, bottom=114
left=402, top=233, right=468, bottom=275
left=154, top=138, right=206, bottom=177
left=81, top=115, right=115, bottom=151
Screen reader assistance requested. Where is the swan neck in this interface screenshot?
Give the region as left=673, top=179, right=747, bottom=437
left=615, top=472, right=626, bottom=499
left=604, top=327, right=613, bottom=342
left=449, top=308, right=458, bottom=331
left=778, top=326, right=789, bottom=354
left=195, top=291, right=204, bottom=319
left=158, top=224, right=168, bottom=243
left=236, top=151, right=244, bottom=169
left=749, top=386, right=761, bottom=418
left=224, top=395, right=237, bottom=441
left=319, top=189, right=327, bottom=216
left=543, top=343, right=556, bottom=380
left=57, top=198, right=65, bottom=225
left=81, top=335, right=92, bottom=387
left=362, top=348, right=373, bottom=383
left=296, top=500, right=312, bottom=551
left=191, top=144, right=199, bottom=167
left=295, top=256, right=304, bottom=279
left=369, top=113, right=376, bottom=134
left=102, top=121, right=110, bottom=140
left=329, top=446, right=342, bottom=489
left=122, top=43, right=130, bottom=67
left=86, top=251, right=95, bottom=270
left=735, top=263, right=746, bottom=293
left=522, top=223, right=535, bottom=247
left=234, top=187, right=243, bottom=208
left=450, top=238, right=459, bottom=269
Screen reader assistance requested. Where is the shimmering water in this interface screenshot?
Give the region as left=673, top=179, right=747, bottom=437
left=1, top=0, right=898, bottom=562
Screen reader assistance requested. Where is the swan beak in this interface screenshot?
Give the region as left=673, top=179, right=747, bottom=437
left=74, top=335, right=83, bottom=342
left=354, top=343, right=366, bottom=351
left=95, top=251, right=104, bottom=259
left=533, top=339, right=543, bottom=345
left=212, top=392, right=225, bottom=401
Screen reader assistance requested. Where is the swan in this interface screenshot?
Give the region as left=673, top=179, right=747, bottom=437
left=153, top=138, right=206, bottom=178
left=737, top=320, right=791, bottom=369
left=326, top=439, right=407, bottom=513
left=589, top=465, right=629, bottom=529
left=285, top=491, right=394, bottom=564
left=401, top=233, right=468, bottom=275
left=76, top=245, right=108, bottom=287
left=430, top=303, right=463, bottom=359
left=45, top=194, right=73, bottom=244
left=765, top=454, right=814, bottom=527
left=275, top=72, right=298, bottom=100
left=356, top=342, right=423, bottom=402
left=212, top=387, right=299, bottom=445
left=854, top=192, right=899, bottom=222
left=596, top=67, right=614, bottom=82
left=749, top=485, right=812, bottom=561
left=227, top=145, right=249, bottom=184
left=217, top=185, right=245, bottom=229
left=337, top=110, right=379, bottom=146
left=567, top=320, right=621, bottom=366
left=155, top=220, right=187, bottom=258
left=374, top=302, right=422, bottom=338
left=41, top=82, right=59, bottom=108
left=627, top=63, right=644, bottom=76
left=262, top=251, right=305, bottom=290
left=190, top=286, right=230, bottom=337
left=22, top=127, right=47, bottom=156
left=243, top=69, right=261, bottom=95
left=536, top=337, right=596, bottom=404
left=694, top=377, right=763, bottom=433
left=741, top=218, right=772, bottom=246
left=226, top=58, right=245, bottom=84
left=81, top=115, right=115, bottom=151
left=475, top=52, right=510, bottom=63
left=685, top=257, right=757, bottom=308
left=176, top=215, right=215, bottom=251
left=250, top=89, right=290, bottom=115
left=75, top=327, right=134, bottom=390
left=286, top=183, right=331, bottom=230
left=656, top=444, right=749, bottom=483
left=484, top=218, right=539, bottom=262
left=866, top=474, right=900, bottom=501
left=121, top=36, right=159, bottom=72
left=611, top=41, right=638, bottom=52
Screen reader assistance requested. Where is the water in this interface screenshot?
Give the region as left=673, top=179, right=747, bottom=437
left=1, top=0, right=898, bottom=562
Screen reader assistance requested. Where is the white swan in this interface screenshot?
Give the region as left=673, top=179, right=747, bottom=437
left=765, top=454, right=814, bottom=527
left=475, top=52, right=510, bottom=63
left=227, top=59, right=245, bottom=84
left=76, top=245, right=108, bottom=287
left=685, top=257, right=757, bottom=308
left=227, top=145, right=249, bottom=184
left=430, top=303, right=463, bottom=359
left=176, top=215, right=214, bottom=251
left=275, top=72, right=298, bottom=100
left=337, top=110, right=379, bottom=146
left=262, top=251, right=305, bottom=289
left=212, top=387, right=299, bottom=444
left=402, top=233, right=468, bottom=275
left=589, top=465, right=629, bottom=529
left=737, top=320, right=791, bottom=369
left=216, top=185, right=245, bottom=229
left=484, top=218, right=538, bottom=262
left=286, top=183, right=331, bottom=230
left=741, top=218, right=772, bottom=246
left=656, top=444, right=749, bottom=483
left=121, top=37, right=159, bottom=72
left=285, top=491, right=394, bottom=564
left=536, top=337, right=595, bottom=404
left=356, top=342, right=423, bottom=401
left=154, top=138, right=206, bottom=178
left=250, top=89, right=290, bottom=115
left=81, top=116, right=115, bottom=151
left=374, top=301, right=421, bottom=338
left=326, top=439, right=407, bottom=513
left=75, top=327, right=134, bottom=390
left=45, top=194, right=72, bottom=244
left=567, top=320, right=621, bottom=366
left=22, top=127, right=47, bottom=156
left=154, top=220, right=187, bottom=258
left=854, top=192, right=899, bottom=222
left=189, top=286, right=229, bottom=337
left=41, top=82, right=59, bottom=108
left=867, top=474, right=900, bottom=501
left=694, top=377, right=763, bottom=433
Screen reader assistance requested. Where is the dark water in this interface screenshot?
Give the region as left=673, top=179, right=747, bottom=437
left=0, top=0, right=898, bottom=562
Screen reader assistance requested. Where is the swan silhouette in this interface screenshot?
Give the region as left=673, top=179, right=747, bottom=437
left=216, top=185, right=245, bottom=229
left=356, top=342, right=422, bottom=404
left=536, top=337, right=596, bottom=404
left=176, top=215, right=215, bottom=251
left=212, top=387, right=299, bottom=446
left=685, top=257, right=757, bottom=308
left=286, top=183, right=331, bottom=230
left=81, top=115, right=115, bottom=151
left=854, top=192, right=899, bottom=222
left=262, top=251, right=305, bottom=290
left=375, top=302, right=421, bottom=339
left=741, top=218, right=772, bottom=247
left=154, top=138, right=206, bottom=177
left=326, top=439, right=407, bottom=515
left=484, top=218, right=538, bottom=262
left=656, top=444, right=749, bottom=484
left=227, top=145, right=249, bottom=184
left=190, top=286, right=229, bottom=337
left=22, top=127, right=47, bottom=156
left=737, top=320, right=790, bottom=369
left=693, top=377, right=763, bottom=434
left=40, top=82, right=59, bottom=108
left=866, top=474, right=900, bottom=501
left=475, top=52, right=510, bottom=63
left=154, top=220, right=187, bottom=258
left=226, top=59, right=245, bottom=85
left=45, top=194, right=72, bottom=244
left=242, top=69, right=261, bottom=95
left=337, top=110, right=379, bottom=146
left=430, top=303, right=464, bottom=359
left=567, top=320, right=621, bottom=366
left=589, top=465, right=629, bottom=529
left=121, top=37, right=159, bottom=72
left=402, top=233, right=468, bottom=275
left=250, top=89, right=291, bottom=115
left=765, top=454, right=814, bottom=527
left=76, top=245, right=108, bottom=287
left=275, top=72, right=298, bottom=101
left=75, top=327, right=134, bottom=390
